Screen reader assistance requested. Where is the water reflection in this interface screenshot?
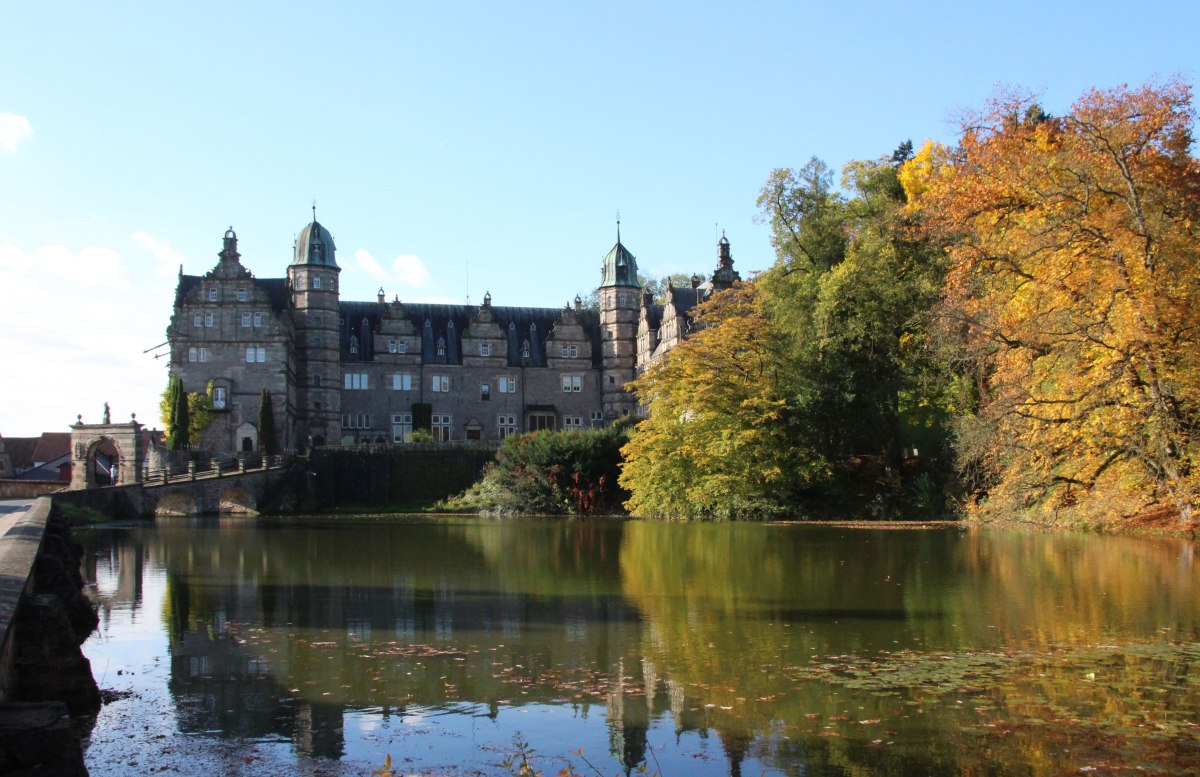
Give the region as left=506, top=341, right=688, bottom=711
left=80, top=518, right=1200, bottom=776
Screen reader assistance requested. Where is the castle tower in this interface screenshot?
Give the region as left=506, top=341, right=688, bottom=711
left=288, top=211, right=342, bottom=446
left=598, top=223, right=641, bottom=419
left=708, top=231, right=741, bottom=291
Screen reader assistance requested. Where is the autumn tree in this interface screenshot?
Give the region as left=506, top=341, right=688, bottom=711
left=620, top=282, right=827, bottom=518
left=917, top=80, right=1200, bottom=523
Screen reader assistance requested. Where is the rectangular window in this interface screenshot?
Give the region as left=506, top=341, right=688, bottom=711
left=528, top=413, right=555, bottom=432
left=564, top=416, right=583, bottom=429
left=392, top=413, right=413, bottom=443
left=498, top=414, right=518, bottom=439
left=498, top=376, right=517, bottom=393
left=204, top=312, right=214, bottom=327
left=187, top=347, right=208, bottom=363
left=341, top=413, right=372, bottom=429
left=208, top=288, right=218, bottom=301
left=480, top=342, right=492, bottom=357
left=560, top=344, right=579, bottom=358
left=245, top=346, right=266, bottom=363
left=193, top=313, right=202, bottom=327
left=432, top=375, right=450, bottom=392
left=432, top=414, right=452, bottom=442
left=313, top=275, right=321, bottom=290
left=562, top=375, right=582, bottom=392
left=388, top=339, right=398, bottom=353
left=241, top=312, right=251, bottom=327
left=236, top=287, right=247, bottom=302
left=396, top=341, right=406, bottom=354
left=481, top=383, right=490, bottom=401
left=212, top=387, right=227, bottom=409
left=253, top=312, right=263, bottom=327
left=590, top=410, right=604, bottom=424
left=392, top=373, right=413, bottom=391
left=344, top=373, right=368, bottom=390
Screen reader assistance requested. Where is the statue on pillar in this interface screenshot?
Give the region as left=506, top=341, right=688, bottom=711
left=102, top=402, right=111, bottom=424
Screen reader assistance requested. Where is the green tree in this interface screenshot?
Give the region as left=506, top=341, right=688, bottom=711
left=757, top=155, right=952, bottom=513
left=257, top=388, right=278, bottom=455
left=639, top=272, right=702, bottom=303
left=161, top=376, right=214, bottom=450
left=167, top=377, right=190, bottom=450
left=449, top=423, right=632, bottom=515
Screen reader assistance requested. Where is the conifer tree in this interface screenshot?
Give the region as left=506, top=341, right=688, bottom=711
left=258, top=388, right=278, bottom=455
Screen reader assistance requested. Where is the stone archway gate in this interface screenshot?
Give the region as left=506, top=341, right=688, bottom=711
left=69, top=419, right=144, bottom=490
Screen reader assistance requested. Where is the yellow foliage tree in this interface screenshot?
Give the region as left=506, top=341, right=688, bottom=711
left=919, top=81, right=1200, bottom=523
left=619, top=283, right=826, bottom=518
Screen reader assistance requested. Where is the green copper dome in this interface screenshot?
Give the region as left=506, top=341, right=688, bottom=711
left=293, top=219, right=338, bottom=268
left=599, top=238, right=640, bottom=288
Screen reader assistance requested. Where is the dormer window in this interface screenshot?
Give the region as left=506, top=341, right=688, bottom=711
left=437, top=337, right=446, bottom=356
left=350, top=335, right=359, bottom=355
left=521, top=339, right=531, bottom=359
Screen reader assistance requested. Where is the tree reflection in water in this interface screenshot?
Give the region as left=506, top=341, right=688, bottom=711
left=79, top=518, right=1200, bottom=776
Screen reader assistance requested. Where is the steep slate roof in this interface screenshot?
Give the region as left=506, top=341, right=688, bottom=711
left=3, top=437, right=38, bottom=471
left=642, top=303, right=664, bottom=332
left=31, top=432, right=71, bottom=464
left=339, top=301, right=602, bottom=368
left=667, top=285, right=704, bottom=321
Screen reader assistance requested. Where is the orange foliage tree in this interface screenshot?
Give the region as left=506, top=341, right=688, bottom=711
left=917, top=81, right=1200, bottom=523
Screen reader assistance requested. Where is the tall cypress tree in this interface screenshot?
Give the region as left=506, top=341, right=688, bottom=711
left=168, top=377, right=190, bottom=451
left=258, top=388, right=278, bottom=455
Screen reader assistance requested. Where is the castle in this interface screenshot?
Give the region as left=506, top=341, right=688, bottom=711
left=167, top=217, right=739, bottom=452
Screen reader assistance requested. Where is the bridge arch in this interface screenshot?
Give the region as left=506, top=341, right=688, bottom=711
left=218, top=485, right=257, bottom=514
left=154, top=491, right=198, bottom=516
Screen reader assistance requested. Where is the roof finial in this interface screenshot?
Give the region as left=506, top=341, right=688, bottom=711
left=616, top=210, right=621, bottom=243
left=312, top=199, right=317, bottom=222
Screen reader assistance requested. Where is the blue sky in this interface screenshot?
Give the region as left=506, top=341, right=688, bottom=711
left=1, top=0, right=1197, bottom=437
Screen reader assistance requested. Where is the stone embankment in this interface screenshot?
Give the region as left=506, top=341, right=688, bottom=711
left=0, top=498, right=97, bottom=776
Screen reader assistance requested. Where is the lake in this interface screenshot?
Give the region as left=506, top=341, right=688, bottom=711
left=77, top=517, right=1200, bottom=776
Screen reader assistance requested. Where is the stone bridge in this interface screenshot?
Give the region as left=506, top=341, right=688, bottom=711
left=52, top=455, right=295, bottom=519
left=141, top=457, right=292, bottom=516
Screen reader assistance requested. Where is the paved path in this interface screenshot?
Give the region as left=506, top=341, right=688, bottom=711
left=0, top=500, right=34, bottom=539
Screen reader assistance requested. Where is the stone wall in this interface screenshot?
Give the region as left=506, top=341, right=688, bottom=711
left=0, top=480, right=65, bottom=500
left=304, top=444, right=496, bottom=510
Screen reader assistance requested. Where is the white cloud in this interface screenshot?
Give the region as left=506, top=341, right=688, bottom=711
left=392, top=254, right=430, bottom=287
left=354, top=248, right=390, bottom=282
left=0, top=113, right=32, bottom=153
left=0, top=241, right=173, bottom=436
left=132, top=231, right=188, bottom=277
left=350, top=248, right=431, bottom=288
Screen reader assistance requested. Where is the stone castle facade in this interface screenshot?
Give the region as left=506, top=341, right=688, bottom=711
left=167, top=219, right=739, bottom=452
